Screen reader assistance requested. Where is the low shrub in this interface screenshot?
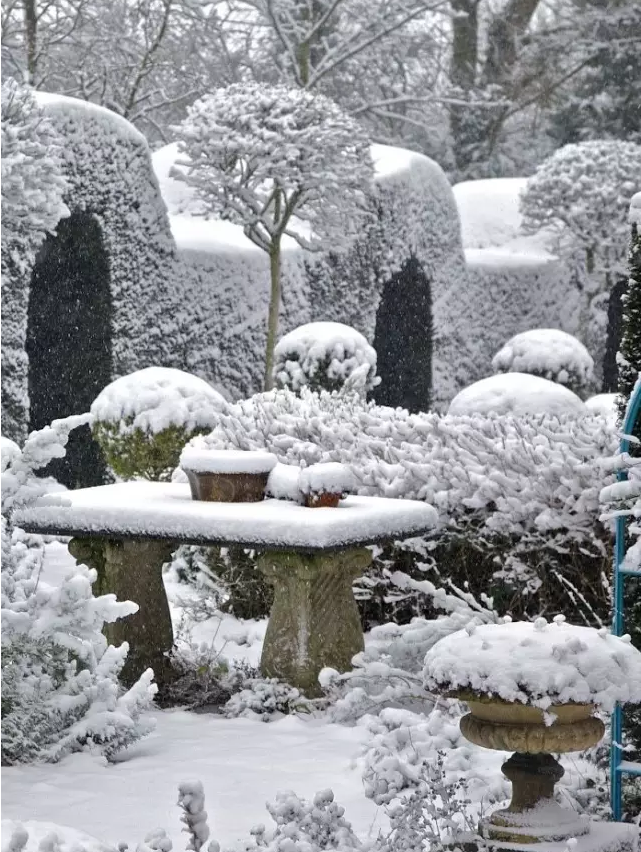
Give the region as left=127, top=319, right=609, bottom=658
left=181, top=388, right=616, bottom=629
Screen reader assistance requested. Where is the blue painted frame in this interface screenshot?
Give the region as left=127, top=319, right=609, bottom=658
left=610, top=379, right=641, bottom=820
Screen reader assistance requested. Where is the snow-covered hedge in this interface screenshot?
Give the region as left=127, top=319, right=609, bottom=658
left=1, top=80, right=69, bottom=441
left=91, top=367, right=226, bottom=481
left=273, top=322, right=380, bottom=395
left=452, top=178, right=584, bottom=389
left=492, top=329, right=595, bottom=398
left=1, top=89, right=192, bottom=443
left=1, top=417, right=157, bottom=765
left=154, top=143, right=470, bottom=410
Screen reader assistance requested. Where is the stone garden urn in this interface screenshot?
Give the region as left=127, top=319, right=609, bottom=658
left=423, top=616, right=641, bottom=844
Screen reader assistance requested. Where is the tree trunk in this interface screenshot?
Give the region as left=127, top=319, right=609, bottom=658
left=264, top=241, right=282, bottom=390
left=450, top=0, right=479, bottom=90
left=482, top=0, right=541, bottom=87
left=23, top=0, right=38, bottom=85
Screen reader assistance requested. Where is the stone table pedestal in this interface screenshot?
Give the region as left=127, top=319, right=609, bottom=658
left=16, top=483, right=437, bottom=698
left=258, top=547, right=372, bottom=696
left=69, top=537, right=175, bottom=690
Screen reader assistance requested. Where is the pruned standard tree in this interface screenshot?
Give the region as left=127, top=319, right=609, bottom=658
left=520, top=139, right=641, bottom=385
left=172, top=82, right=374, bottom=389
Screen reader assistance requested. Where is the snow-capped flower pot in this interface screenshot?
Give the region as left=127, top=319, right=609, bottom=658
left=423, top=617, right=641, bottom=844
left=298, top=462, right=355, bottom=508
left=179, top=449, right=277, bottom=502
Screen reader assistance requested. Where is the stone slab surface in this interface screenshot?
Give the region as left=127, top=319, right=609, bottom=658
left=14, top=481, right=438, bottom=551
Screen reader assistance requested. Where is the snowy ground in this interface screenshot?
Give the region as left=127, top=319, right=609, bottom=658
left=1, top=542, right=386, bottom=846
left=2, top=542, right=599, bottom=848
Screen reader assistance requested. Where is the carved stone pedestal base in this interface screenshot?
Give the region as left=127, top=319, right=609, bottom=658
left=69, top=537, right=175, bottom=690
left=458, top=703, right=605, bottom=844
left=452, top=822, right=639, bottom=852
left=480, top=753, right=588, bottom=843
left=258, top=547, right=371, bottom=696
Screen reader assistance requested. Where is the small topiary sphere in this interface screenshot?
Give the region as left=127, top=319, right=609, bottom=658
left=91, top=367, right=226, bottom=481
left=492, top=328, right=595, bottom=399
left=273, top=322, right=380, bottom=396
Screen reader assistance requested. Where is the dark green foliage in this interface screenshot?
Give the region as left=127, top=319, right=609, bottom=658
left=210, top=547, right=274, bottom=621
left=93, top=421, right=210, bottom=482
left=617, top=213, right=641, bottom=777
left=618, top=220, right=641, bottom=424
left=373, top=257, right=433, bottom=413
left=549, top=1, right=641, bottom=147
left=26, top=211, right=111, bottom=488
left=183, top=526, right=612, bottom=633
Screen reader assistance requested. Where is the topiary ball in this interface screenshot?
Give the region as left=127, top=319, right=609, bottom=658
left=273, top=322, right=380, bottom=396
left=91, top=367, right=226, bottom=481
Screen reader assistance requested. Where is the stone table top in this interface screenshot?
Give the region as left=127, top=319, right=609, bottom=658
left=14, top=481, right=438, bottom=552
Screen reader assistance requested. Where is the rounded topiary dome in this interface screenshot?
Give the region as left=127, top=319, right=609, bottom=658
left=273, top=322, right=380, bottom=395
left=91, top=367, right=226, bottom=481
left=492, top=329, right=595, bottom=398
left=447, top=372, right=586, bottom=417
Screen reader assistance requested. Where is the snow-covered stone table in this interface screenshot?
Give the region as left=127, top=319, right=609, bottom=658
left=15, top=481, right=437, bottom=695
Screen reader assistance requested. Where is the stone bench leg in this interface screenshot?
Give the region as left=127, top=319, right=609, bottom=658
left=69, top=537, right=175, bottom=690
left=258, top=547, right=371, bottom=697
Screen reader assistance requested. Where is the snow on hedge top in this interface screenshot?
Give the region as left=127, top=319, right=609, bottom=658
left=492, top=329, right=594, bottom=390
left=35, top=92, right=146, bottom=147
left=453, top=178, right=527, bottom=249
left=274, top=322, right=380, bottom=393
left=422, top=617, right=641, bottom=710
left=631, top=192, right=641, bottom=227
left=453, top=177, right=558, bottom=270
left=180, top=447, right=277, bottom=474
left=448, top=373, right=586, bottom=417
left=90, top=367, right=226, bottom=434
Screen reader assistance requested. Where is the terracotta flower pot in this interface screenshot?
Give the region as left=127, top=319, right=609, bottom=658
left=185, top=469, right=270, bottom=503
left=180, top=449, right=277, bottom=503
left=303, top=492, right=342, bottom=508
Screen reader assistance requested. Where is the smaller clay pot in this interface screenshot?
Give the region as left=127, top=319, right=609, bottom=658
left=185, top=469, right=269, bottom=503
left=303, top=491, right=342, bottom=508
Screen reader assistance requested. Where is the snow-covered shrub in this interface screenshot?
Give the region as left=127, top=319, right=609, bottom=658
left=1, top=79, right=69, bottom=441
left=447, top=373, right=586, bottom=416
left=1, top=416, right=157, bottom=765
left=492, top=329, right=595, bottom=398
left=586, top=393, right=618, bottom=420
left=521, top=141, right=641, bottom=284
left=520, top=141, right=641, bottom=375
left=186, top=388, right=616, bottom=627
left=273, top=322, right=380, bottom=395
left=91, top=367, right=226, bottom=481
left=178, top=781, right=210, bottom=852
left=223, top=677, right=313, bottom=720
